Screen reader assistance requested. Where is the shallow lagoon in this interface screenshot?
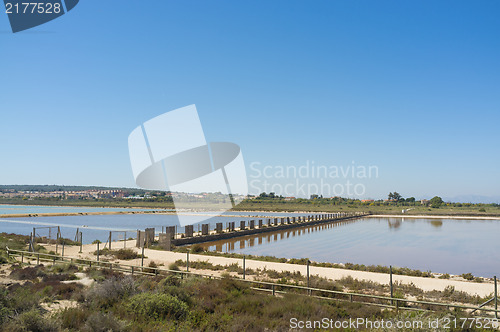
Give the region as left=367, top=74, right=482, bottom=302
left=2, top=213, right=498, bottom=277
left=0, top=211, right=309, bottom=245
left=206, top=217, right=500, bottom=277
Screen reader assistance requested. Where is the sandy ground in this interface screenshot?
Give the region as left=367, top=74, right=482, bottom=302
left=62, top=272, right=94, bottom=287
left=372, top=214, right=500, bottom=220
left=41, top=300, right=78, bottom=313
left=36, top=240, right=498, bottom=298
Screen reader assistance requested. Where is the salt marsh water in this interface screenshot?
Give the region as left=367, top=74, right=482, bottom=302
left=2, top=213, right=498, bottom=277
left=0, top=211, right=308, bottom=245
left=206, top=217, right=500, bottom=277
left=0, top=204, right=160, bottom=215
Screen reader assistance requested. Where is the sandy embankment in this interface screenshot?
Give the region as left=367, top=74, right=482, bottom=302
left=372, top=214, right=500, bottom=220
left=0, top=211, right=293, bottom=219
left=39, top=240, right=497, bottom=298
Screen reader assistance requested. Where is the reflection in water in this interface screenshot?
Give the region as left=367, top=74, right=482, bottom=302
left=387, top=218, right=402, bottom=229
left=387, top=218, right=443, bottom=229
left=430, top=220, right=443, bottom=228
left=205, top=218, right=359, bottom=252
left=203, top=217, right=500, bottom=277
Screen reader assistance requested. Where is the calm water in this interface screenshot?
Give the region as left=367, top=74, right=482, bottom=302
left=0, top=212, right=308, bottom=245
left=206, top=217, right=500, bottom=277
left=0, top=204, right=163, bottom=215
left=3, top=213, right=497, bottom=277
left=0, top=205, right=310, bottom=217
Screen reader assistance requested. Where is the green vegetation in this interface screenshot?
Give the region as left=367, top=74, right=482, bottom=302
left=231, top=192, right=500, bottom=217
left=92, top=248, right=143, bottom=260
left=176, top=246, right=482, bottom=280
left=430, top=196, right=444, bottom=208
left=0, top=260, right=489, bottom=332
left=461, top=273, right=475, bottom=281
left=0, top=196, right=175, bottom=209
left=127, top=292, right=189, bottom=321
left=0, top=232, right=30, bottom=264
left=2, top=185, right=500, bottom=217
left=172, top=259, right=492, bottom=307
left=0, top=227, right=494, bottom=331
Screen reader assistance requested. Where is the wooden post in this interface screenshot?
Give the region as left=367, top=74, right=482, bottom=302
left=307, top=260, right=310, bottom=295
left=62, top=241, right=65, bottom=257
left=55, top=227, right=60, bottom=254
left=141, top=244, right=145, bottom=269
left=390, top=265, right=394, bottom=305
left=187, top=251, right=190, bottom=272
left=32, top=227, right=36, bottom=250
left=37, top=253, right=39, bottom=265
left=243, top=256, right=246, bottom=280
left=124, top=231, right=127, bottom=248
left=272, top=284, right=275, bottom=296
left=495, top=276, right=498, bottom=319
left=109, top=231, right=112, bottom=250
left=79, top=232, right=83, bottom=253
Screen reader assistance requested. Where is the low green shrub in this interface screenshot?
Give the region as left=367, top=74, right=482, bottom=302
left=0, top=288, right=12, bottom=326
left=190, top=243, right=205, bottom=253
left=5, top=308, right=59, bottom=332
left=158, top=275, right=180, bottom=288
left=92, top=248, right=140, bottom=260
left=47, top=263, right=78, bottom=274
left=84, top=312, right=125, bottom=332
left=9, top=266, right=46, bottom=280
left=0, top=254, right=8, bottom=264
left=58, top=307, right=90, bottom=330
left=461, top=273, right=474, bottom=281
left=85, top=276, right=137, bottom=309
left=127, top=292, right=189, bottom=320
left=168, top=262, right=180, bottom=271
left=114, top=248, right=140, bottom=260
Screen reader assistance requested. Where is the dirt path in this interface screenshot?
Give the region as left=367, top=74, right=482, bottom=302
left=38, top=240, right=497, bottom=297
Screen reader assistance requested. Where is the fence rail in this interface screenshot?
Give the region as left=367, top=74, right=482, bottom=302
left=5, top=247, right=499, bottom=319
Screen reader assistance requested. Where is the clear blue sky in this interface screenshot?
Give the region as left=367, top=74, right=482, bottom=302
left=0, top=1, right=499, bottom=201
